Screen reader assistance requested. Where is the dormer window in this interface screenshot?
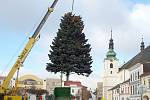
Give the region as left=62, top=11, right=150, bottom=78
left=110, top=63, right=113, bottom=68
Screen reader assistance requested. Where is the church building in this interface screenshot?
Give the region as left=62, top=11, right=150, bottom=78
left=102, top=30, right=119, bottom=100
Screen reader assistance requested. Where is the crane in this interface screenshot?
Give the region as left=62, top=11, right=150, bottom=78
left=0, top=0, right=59, bottom=99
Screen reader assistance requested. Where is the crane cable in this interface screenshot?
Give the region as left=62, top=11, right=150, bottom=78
left=0, top=34, right=30, bottom=76
left=0, top=8, right=45, bottom=76
left=71, top=0, right=75, bottom=13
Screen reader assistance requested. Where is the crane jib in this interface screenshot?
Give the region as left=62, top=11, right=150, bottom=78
left=0, top=0, right=59, bottom=95
left=32, top=0, right=58, bottom=39
left=51, top=0, right=58, bottom=8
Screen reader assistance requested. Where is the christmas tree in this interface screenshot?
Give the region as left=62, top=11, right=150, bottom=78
left=46, top=12, right=93, bottom=81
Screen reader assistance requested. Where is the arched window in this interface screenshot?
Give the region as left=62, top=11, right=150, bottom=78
left=110, top=63, right=113, bottom=68
left=110, top=71, right=112, bottom=74
left=131, top=74, right=132, bottom=81
left=133, top=85, right=134, bottom=94
left=138, top=71, right=140, bottom=79
left=131, top=85, right=132, bottom=95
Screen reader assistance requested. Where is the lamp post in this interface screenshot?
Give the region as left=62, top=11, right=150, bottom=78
left=138, top=85, right=147, bottom=100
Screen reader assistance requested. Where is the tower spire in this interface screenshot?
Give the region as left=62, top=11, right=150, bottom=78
left=140, top=35, right=145, bottom=51
left=109, top=29, right=114, bottom=50
left=111, top=29, right=112, bottom=39
left=106, top=29, right=117, bottom=59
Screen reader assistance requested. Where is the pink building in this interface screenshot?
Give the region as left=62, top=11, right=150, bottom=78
left=0, top=76, right=6, bottom=85
left=64, top=81, right=83, bottom=100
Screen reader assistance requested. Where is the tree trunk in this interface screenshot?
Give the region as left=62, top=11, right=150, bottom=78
left=66, top=72, right=70, bottom=81
left=60, top=71, right=63, bottom=87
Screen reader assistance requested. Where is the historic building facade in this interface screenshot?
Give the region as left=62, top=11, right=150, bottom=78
left=101, top=33, right=150, bottom=100
left=128, top=63, right=142, bottom=100
left=17, top=74, right=45, bottom=89
left=141, top=71, right=150, bottom=100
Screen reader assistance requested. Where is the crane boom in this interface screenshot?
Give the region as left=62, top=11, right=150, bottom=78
left=0, top=0, right=58, bottom=94
left=32, top=0, right=58, bottom=38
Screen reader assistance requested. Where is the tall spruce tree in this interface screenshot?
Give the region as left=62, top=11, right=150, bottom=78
left=46, top=12, right=92, bottom=81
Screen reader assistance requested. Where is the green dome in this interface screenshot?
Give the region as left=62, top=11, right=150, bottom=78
left=106, top=49, right=116, bottom=58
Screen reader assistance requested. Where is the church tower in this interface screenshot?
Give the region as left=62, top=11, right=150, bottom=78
left=140, top=36, right=145, bottom=51
left=103, top=30, right=119, bottom=100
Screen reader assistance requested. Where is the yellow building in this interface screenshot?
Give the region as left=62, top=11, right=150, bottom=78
left=17, top=74, right=46, bottom=89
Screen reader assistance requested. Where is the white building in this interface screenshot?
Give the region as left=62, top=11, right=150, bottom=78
left=128, top=63, right=142, bottom=100
left=46, top=78, right=61, bottom=95
left=120, top=42, right=150, bottom=100
left=118, top=68, right=130, bottom=83
left=141, top=71, right=150, bottom=100
left=110, top=84, right=120, bottom=100
left=103, top=31, right=119, bottom=100
left=120, top=79, right=130, bottom=100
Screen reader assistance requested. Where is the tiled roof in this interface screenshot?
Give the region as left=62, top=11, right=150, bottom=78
left=109, top=84, right=120, bottom=90
left=0, top=76, right=6, bottom=80
left=120, top=79, right=130, bottom=84
left=143, top=63, right=150, bottom=73
left=64, top=81, right=82, bottom=87
left=141, top=72, right=150, bottom=77
left=120, top=46, right=150, bottom=69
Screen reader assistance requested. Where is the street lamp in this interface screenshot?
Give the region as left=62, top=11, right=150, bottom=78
left=138, top=85, right=147, bottom=100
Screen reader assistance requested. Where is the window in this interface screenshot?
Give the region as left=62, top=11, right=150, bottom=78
left=133, top=73, right=134, bottom=81
left=135, top=85, right=137, bottom=94
left=126, top=98, right=129, bottom=100
left=131, top=85, right=132, bottom=94
left=110, top=63, right=113, bottom=68
left=131, top=74, right=132, bottom=81
left=144, top=80, right=146, bottom=85
left=128, top=87, right=129, bottom=94
left=138, top=71, right=140, bottom=79
left=133, top=85, right=134, bottom=94
left=110, top=71, right=112, bottom=74
left=125, top=86, right=127, bottom=94
left=122, top=86, right=124, bottom=94
left=78, top=89, right=80, bottom=93
left=138, top=84, right=140, bottom=94
left=135, top=72, right=137, bottom=80
left=72, top=89, right=74, bottom=93
left=149, top=79, right=150, bottom=88
left=117, top=88, right=119, bottom=93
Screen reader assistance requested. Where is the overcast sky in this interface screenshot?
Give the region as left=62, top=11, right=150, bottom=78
left=0, top=0, right=150, bottom=89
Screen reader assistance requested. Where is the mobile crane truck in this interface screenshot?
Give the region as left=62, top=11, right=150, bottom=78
left=0, top=0, right=58, bottom=100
